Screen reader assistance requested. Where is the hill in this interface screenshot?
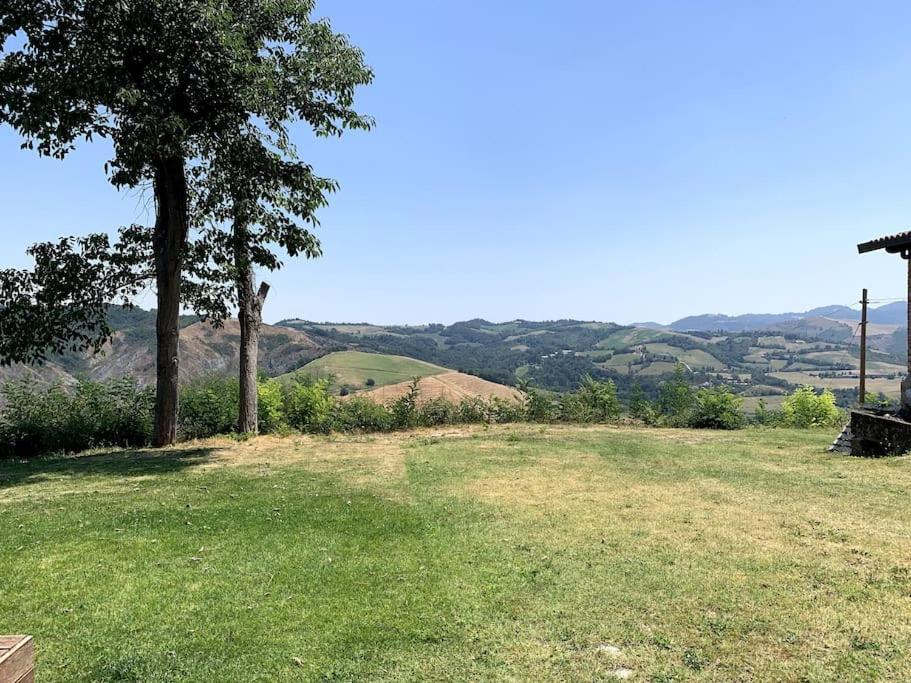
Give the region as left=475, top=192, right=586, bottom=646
left=666, top=302, right=905, bottom=332
left=284, top=350, right=448, bottom=394
left=4, top=305, right=908, bottom=412
left=0, top=308, right=333, bottom=389
left=348, top=371, right=523, bottom=405
left=281, top=316, right=907, bottom=410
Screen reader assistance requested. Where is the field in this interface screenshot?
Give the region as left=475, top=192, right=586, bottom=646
left=4, top=426, right=911, bottom=681
left=353, top=371, right=523, bottom=405
left=288, top=350, right=448, bottom=393
left=770, top=371, right=900, bottom=398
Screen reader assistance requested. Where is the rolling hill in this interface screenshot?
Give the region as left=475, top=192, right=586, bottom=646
left=281, top=315, right=908, bottom=411
left=347, top=371, right=524, bottom=405
left=4, top=303, right=909, bottom=413
left=282, top=350, right=449, bottom=394
left=0, top=308, right=333, bottom=389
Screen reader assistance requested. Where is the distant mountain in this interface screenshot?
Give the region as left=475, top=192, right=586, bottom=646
left=868, top=301, right=906, bottom=325
left=669, top=312, right=801, bottom=332
left=668, top=302, right=904, bottom=332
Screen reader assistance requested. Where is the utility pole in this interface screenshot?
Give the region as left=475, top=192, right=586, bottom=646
left=859, top=288, right=868, bottom=406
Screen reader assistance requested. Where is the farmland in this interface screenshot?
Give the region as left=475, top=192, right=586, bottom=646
left=284, top=318, right=907, bottom=411
left=284, top=350, right=448, bottom=394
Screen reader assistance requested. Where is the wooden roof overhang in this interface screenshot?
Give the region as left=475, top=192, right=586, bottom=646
left=858, top=231, right=911, bottom=257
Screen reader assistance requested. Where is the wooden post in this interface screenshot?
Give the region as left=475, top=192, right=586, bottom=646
left=0, top=636, right=34, bottom=683
left=859, top=288, right=868, bottom=405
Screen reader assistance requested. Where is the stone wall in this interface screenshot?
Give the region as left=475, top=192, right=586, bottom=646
left=849, top=409, right=911, bottom=457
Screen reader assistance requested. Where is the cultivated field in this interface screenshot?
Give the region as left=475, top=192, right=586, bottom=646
left=287, top=350, right=448, bottom=393
left=352, top=371, right=524, bottom=405
left=3, top=426, right=911, bottom=681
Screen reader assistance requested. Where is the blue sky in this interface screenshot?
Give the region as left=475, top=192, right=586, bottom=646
left=3, top=0, right=911, bottom=325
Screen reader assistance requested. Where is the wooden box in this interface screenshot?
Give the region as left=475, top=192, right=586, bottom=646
left=0, top=636, right=33, bottom=683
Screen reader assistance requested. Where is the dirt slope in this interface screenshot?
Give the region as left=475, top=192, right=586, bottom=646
left=0, top=319, right=331, bottom=388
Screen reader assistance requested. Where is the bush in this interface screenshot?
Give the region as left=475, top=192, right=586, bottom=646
left=781, top=386, right=843, bottom=428
left=628, top=384, right=658, bottom=425
left=456, top=396, right=489, bottom=424
left=689, top=387, right=744, bottom=430
left=365, top=378, right=376, bottom=387
left=524, top=388, right=556, bottom=422
left=418, top=397, right=458, bottom=427
left=557, top=376, right=620, bottom=423
left=0, top=378, right=153, bottom=457
left=657, top=363, right=694, bottom=426
left=576, top=375, right=620, bottom=421
left=284, top=377, right=334, bottom=433
left=332, top=397, right=392, bottom=432
left=257, top=379, right=286, bottom=434
left=488, top=396, right=526, bottom=423
left=179, top=377, right=238, bottom=440
left=390, top=378, right=421, bottom=429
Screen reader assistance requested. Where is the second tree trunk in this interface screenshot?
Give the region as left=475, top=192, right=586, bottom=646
left=235, top=230, right=269, bottom=434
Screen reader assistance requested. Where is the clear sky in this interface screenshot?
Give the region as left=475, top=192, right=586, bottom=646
left=3, top=0, right=911, bottom=325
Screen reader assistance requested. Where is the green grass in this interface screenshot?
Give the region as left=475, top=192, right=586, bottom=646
left=642, top=343, right=724, bottom=371
left=285, top=350, right=448, bottom=393
left=4, top=425, right=911, bottom=681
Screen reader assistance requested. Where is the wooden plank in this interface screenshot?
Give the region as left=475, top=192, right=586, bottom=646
left=0, top=636, right=33, bottom=683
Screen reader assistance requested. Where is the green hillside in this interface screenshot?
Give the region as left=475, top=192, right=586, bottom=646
left=287, top=350, right=449, bottom=393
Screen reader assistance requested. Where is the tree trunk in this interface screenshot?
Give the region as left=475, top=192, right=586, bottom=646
left=152, top=156, right=189, bottom=447
left=235, top=223, right=269, bottom=434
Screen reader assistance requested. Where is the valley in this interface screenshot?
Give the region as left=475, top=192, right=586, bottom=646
left=3, top=304, right=905, bottom=412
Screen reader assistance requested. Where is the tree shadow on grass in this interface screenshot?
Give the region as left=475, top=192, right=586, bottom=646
left=0, top=446, right=221, bottom=490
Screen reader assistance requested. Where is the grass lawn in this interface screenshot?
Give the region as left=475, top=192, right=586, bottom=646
left=3, top=425, right=911, bottom=681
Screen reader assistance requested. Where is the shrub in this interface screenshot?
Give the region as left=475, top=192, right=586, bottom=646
left=284, top=377, right=334, bottom=433
left=753, top=398, right=784, bottom=426
left=629, top=384, right=658, bottom=425
left=576, top=375, right=620, bottom=421
left=0, top=378, right=153, bottom=457
left=179, top=377, right=238, bottom=440
left=557, top=376, right=620, bottom=423
left=390, top=378, right=421, bottom=429
left=365, top=378, right=376, bottom=387
left=257, top=379, right=286, bottom=434
left=332, top=396, right=393, bottom=432
left=456, top=396, right=489, bottom=424
left=781, top=386, right=843, bottom=428
left=524, top=388, right=556, bottom=422
left=417, top=397, right=457, bottom=426
left=657, top=363, right=694, bottom=426
left=488, top=397, right=526, bottom=424
left=689, top=387, right=744, bottom=430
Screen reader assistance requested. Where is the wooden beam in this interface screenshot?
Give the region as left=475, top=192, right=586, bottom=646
left=0, top=636, right=34, bottom=683
left=860, top=288, right=868, bottom=405
left=858, top=231, right=911, bottom=254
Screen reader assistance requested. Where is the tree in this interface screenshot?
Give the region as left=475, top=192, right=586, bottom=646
left=657, top=363, right=694, bottom=425
left=0, top=1, right=372, bottom=445
left=192, top=131, right=344, bottom=434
